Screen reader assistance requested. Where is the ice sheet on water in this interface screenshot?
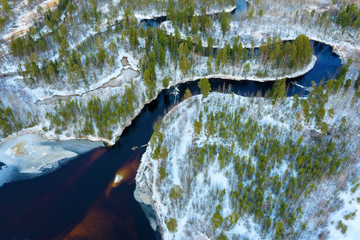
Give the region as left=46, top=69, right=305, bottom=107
left=0, top=133, right=102, bottom=187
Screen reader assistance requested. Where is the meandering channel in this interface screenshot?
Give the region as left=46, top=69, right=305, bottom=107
left=0, top=0, right=343, bottom=238
left=0, top=39, right=342, bottom=239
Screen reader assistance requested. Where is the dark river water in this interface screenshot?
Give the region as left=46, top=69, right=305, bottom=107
left=0, top=1, right=342, bottom=239
left=0, top=40, right=342, bottom=240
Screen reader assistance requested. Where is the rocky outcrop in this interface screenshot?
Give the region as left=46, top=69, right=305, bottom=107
left=134, top=165, right=159, bottom=233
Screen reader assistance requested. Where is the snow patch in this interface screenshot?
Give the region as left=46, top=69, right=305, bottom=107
left=0, top=132, right=102, bottom=186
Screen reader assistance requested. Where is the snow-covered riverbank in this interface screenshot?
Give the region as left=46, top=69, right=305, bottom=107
left=135, top=93, right=269, bottom=239
left=0, top=0, right=346, bottom=149
left=161, top=0, right=359, bottom=63
left=0, top=0, right=350, bottom=189
left=135, top=90, right=360, bottom=239
left=0, top=42, right=319, bottom=148
left=178, top=55, right=317, bottom=83
left=0, top=132, right=102, bottom=187
left=134, top=93, right=294, bottom=238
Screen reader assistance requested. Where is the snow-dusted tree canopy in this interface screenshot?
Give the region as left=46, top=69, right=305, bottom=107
left=136, top=84, right=360, bottom=239
left=0, top=0, right=360, bottom=238
left=2, top=0, right=353, bottom=145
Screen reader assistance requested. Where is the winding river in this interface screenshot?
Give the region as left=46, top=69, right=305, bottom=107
left=0, top=42, right=342, bottom=240
left=0, top=2, right=342, bottom=240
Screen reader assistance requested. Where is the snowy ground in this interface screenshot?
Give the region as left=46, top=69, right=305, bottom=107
left=0, top=49, right=142, bottom=146
left=0, top=32, right=318, bottom=148
left=135, top=94, right=269, bottom=239
left=327, top=163, right=360, bottom=239
left=0, top=0, right=358, bottom=215
left=0, top=132, right=102, bottom=186
left=0, top=0, right=358, bottom=237
left=161, top=0, right=359, bottom=62
left=1, top=0, right=59, bottom=42
left=135, top=89, right=360, bottom=239
left=135, top=93, right=299, bottom=239
left=0, top=0, right=330, bottom=148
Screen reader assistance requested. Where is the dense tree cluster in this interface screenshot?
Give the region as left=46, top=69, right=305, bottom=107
left=150, top=93, right=348, bottom=239
left=336, top=3, right=360, bottom=29
left=0, top=106, right=20, bottom=137
left=259, top=35, right=313, bottom=70
left=164, top=0, right=235, bottom=33
left=6, top=0, right=313, bottom=93
left=9, top=0, right=70, bottom=56
left=0, top=0, right=11, bottom=29
left=118, top=0, right=235, bottom=16
left=0, top=106, right=38, bottom=138
left=147, top=63, right=358, bottom=238
left=7, top=1, right=133, bottom=87
left=46, top=82, right=138, bottom=139
left=157, top=99, right=346, bottom=238
left=3, top=0, right=238, bottom=90
left=3, top=0, right=357, bottom=145
left=0, top=0, right=40, bottom=31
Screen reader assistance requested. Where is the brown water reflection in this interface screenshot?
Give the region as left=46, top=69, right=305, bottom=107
left=2, top=148, right=107, bottom=236
left=57, top=151, right=144, bottom=240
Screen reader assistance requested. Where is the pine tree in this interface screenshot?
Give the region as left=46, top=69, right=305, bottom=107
left=59, top=39, right=69, bottom=58
left=46, top=62, right=57, bottom=84
left=162, top=76, right=170, bottom=88
left=220, top=17, right=230, bottom=36
left=109, top=41, right=117, bottom=54
left=211, top=204, right=224, bottom=229
left=275, top=222, right=285, bottom=239
left=207, top=37, right=214, bottom=56
left=179, top=57, right=190, bottom=75
left=194, top=121, right=202, bottom=135
left=271, top=79, right=286, bottom=103
left=207, top=55, right=213, bottom=73
left=159, top=46, right=166, bottom=66
left=96, top=48, right=106, bottom=66
left=198, top=78, right=211, bottom=98
left=196, top=39, right=203, bottom=53
left=144, top=69, right=152, bottom=87
left=190, top=16, right=198, bottom=34
left=167, top=218, right=177, bottom=233
left=183, top=88, right=192, bottom=99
